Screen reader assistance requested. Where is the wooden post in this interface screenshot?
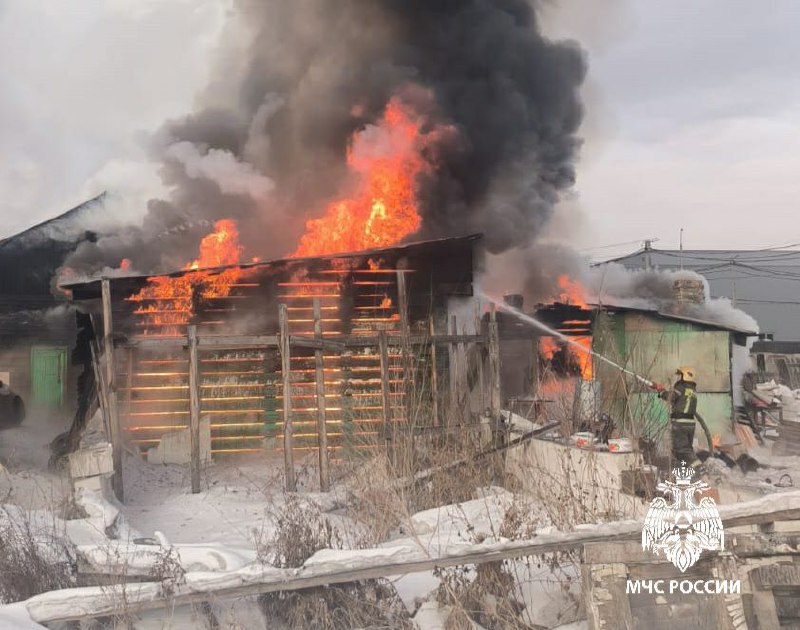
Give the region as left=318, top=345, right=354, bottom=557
left=474, top=303, right=486, bottom=412
left=458, top=321, right=467, bottom=406
left=187, top=325, right=201, bottom=494
left=396, top=270, right=409, bottom=338
left=488, top=305, right=503, bottom=481
left=279, top=304, right=296, bottom=492
left=488, top=305, right=501, bottom=421
left=313, top=299, right=330, bottom=492
left=429, top=317, right=439, bottom=427
left=396, top=270, right=411, bottom=427
left=89, top=338, right=109, bottom=434
left=125, top=347, right=135, bottom=420
left=379, top=331, right=393, bottom=458
left=448, top=315, right=460, bottom=415
left=101, top=278, right=124, bottom=502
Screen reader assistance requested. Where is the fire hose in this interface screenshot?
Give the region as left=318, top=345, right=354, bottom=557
left=482, top=293, right=717, bottom=457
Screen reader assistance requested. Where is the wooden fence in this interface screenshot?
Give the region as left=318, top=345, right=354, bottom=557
left=94, top=274, right=502, bottom=500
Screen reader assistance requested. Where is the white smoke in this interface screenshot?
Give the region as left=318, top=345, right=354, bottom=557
left=165, top=142, right=275, bottom=200
left=585, top=262, right=759, bottom=332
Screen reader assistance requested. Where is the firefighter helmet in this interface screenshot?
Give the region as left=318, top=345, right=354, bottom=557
left=676, top=367, right=696, bottom=381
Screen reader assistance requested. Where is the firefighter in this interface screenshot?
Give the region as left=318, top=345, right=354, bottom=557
left=652, top=367, right=700, bottom=466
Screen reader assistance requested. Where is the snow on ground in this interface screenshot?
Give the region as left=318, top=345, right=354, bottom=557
left=0, top=410, right=71, bottom=509
left=0, top=602, right=46, bottom=629
left=703, top=442, right=800, bottom=496
left=121, top=452, right=345, bottom=548
left=382, top=487, right=582, bottom=628
left=4, top=410, right=800, bottom=629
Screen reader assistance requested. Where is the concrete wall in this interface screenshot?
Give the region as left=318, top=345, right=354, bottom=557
left=506, top=437, right=648, bottom=524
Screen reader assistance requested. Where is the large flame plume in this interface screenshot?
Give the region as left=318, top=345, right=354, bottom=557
left=128, top=219, right=246, bottom=335
left=293, top=97, right=428, bottom=257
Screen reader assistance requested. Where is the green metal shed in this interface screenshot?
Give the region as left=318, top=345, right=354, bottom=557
left=591, top=306, right=754, bottom=449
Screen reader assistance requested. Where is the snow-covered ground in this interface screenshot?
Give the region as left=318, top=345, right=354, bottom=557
left=0, top=409, right=72, bottom=509
left=2, top=408, right=798, bottom=629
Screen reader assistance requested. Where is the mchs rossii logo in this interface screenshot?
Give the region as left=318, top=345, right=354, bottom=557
left=641, top=462, right=724, bottom=572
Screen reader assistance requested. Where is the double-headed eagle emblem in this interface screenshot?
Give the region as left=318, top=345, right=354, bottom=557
left=642, top=462, right=724, bottom=572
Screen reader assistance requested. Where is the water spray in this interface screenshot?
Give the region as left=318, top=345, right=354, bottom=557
left=478, top=291, right=657, bottom=389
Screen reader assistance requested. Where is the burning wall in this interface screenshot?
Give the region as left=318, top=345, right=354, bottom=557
left=67, top=236, right=478, bottom=457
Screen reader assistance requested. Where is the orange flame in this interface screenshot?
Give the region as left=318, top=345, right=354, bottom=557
left=188, top=219, right=242, bottom=270
left=539, top=337, right=559, bottom=360
left=130, top=219, right=245, bottom=334
left=571, top=336, right=593, bottom=380
left=557, top=275, right=589, bottom=309
left=540, top=335, right=593, bottom=380
left=293, top=97, right=428, bottom=257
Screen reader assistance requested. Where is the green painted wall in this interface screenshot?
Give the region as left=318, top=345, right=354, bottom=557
left=592, top=311, right=735, bottom=444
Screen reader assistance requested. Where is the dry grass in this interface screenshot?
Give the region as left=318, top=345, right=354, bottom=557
left=433, top=495, right=578, bottom=630
left=0, top=504, right=77, bottom=603
left=255, top=494, right=413, bottom=629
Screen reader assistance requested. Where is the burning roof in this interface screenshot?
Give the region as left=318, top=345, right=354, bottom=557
left=62, top=234, right=481, bottom=299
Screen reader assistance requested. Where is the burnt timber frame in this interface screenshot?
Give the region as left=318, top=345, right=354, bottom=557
left=100, top=323, right=495, bottom=494
left=71, top=236, right=499, bottom=496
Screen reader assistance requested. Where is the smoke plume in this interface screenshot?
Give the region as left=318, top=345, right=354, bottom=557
left=62, top=0, right=586, bottom=275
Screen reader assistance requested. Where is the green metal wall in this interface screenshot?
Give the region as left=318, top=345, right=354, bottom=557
left=592, top=311, right=734, bottom=444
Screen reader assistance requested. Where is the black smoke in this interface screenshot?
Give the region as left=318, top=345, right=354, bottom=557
left=64, top=0, right=586, bottom=275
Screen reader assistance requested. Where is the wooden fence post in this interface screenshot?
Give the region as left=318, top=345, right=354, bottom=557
left=125, top=347, right=135, bottom=421
left=429, top=317, right=439, bottom=427
left=396, top=270, right=409, bottom=339
left=379, top=330, right=393, bottom=460
left=488, top=305, right=502, bottom=422
left=396, top=270, right=411, bottom=428
left=188, top=325, right=201, bottom=494
left=313, top=299, right=330, bottom=492
left=475, top=302, right=486, bottom=412
left=488, top=305, right=503, bottom=481
left=101, top=278, right=124, bottom=502
left=448, top=314, right=460, bottom=417
left=279, top=304, right=296, bottom=492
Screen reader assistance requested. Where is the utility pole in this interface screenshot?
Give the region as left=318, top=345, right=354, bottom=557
left=679, top=228, right=684, bottom=271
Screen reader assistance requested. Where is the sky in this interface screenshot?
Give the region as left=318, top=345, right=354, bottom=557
left=1, top=0, right=799, bottom=260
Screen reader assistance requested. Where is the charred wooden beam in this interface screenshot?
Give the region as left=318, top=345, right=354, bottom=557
left=187, top=325, right=201, bottom=494
left=313, top=299, right=330, bottom=492
left=101, top=278, right=124, bottom=502
left=279, top=304, right=295, bottom=492
left=429, top=317, right=439, bottom=427
left=378, top=330, right=393, bottom=459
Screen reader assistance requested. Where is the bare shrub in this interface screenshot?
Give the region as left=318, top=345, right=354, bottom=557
left=256, top=495, right=412, bottom=629
left=261, top=582, right=413, bottom=630
left=0, top=505, right=77, bottom=603
left=434, top=496, right=582, bottom=630
left=256, top=494, right=342, bottom=568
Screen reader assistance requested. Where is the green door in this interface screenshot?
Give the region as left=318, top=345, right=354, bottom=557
left=31, top=346, right=67, bottom=408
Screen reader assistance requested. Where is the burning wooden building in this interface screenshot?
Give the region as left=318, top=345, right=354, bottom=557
left=62, top=233, right=497, bottom=497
